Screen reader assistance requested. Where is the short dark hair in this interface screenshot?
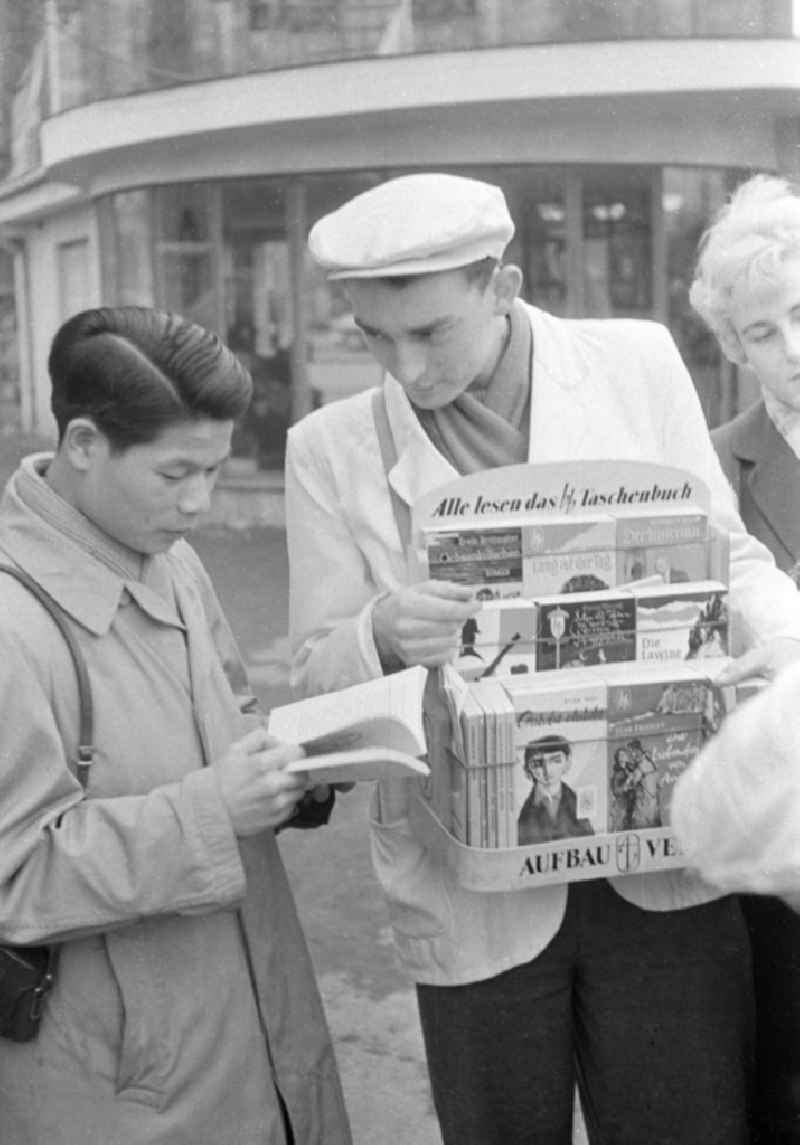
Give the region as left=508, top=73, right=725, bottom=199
left=378, top=257, right=499, bottom=291
left=524, top=734, right=571, bottom=774
left=48, top=307, right=253, bottom=450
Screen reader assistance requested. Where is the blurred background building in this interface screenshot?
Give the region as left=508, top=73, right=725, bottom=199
left=0, top=0, right=798, bottom=521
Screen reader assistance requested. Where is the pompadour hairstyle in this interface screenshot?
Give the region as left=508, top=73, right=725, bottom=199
left=48, top=307, right=253, bottom=449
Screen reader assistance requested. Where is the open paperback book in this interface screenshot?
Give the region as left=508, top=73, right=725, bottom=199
left=267, top=665, right=430, bottom=784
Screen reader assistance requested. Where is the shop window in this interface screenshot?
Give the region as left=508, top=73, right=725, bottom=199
left=148, top=0, right=192, bottom=74
left=507, top=175, right=568, bottom=316
left=57, top=239, right=91, bottom=322
left=412, top=0, right=475, bottom=22
left=221, top=180, right=292, bottom=470
left=582, top=172, right=652, bottom=317
left=108, top=190, right=155, bottom=306
left=303, top=174, right=385, bottom=410
left=250, top=0, right=337, bottom=33
left=249, top=0, right=281, bottom=29
left=663, top=166, right=745, bottom=426
left=154, top=185, right=217, bottom=332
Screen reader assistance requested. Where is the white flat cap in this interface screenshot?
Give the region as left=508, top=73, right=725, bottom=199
left=308, top=173, right=514, bottom=280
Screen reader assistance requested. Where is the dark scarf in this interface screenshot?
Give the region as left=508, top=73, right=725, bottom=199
left=415, top=299, right=532, bottom=475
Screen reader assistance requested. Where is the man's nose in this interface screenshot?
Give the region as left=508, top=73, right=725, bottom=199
left=178, top=474, right=213, bottom=516
left=392, top=340, right=427, bottom=384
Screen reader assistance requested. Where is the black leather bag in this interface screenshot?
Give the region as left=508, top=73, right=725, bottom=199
left=0, top=564, right=95, bottom=1042
left=0, top=944, right=58, bottom=1043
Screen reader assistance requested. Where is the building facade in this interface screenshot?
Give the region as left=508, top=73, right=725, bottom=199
left=0, top=0, right=798, bottom=522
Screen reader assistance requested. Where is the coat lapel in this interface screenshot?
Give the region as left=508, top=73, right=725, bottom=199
left=526, top=309, right=604, bottom=463
left=384, top=375, right=459, bottom=508
left=735, top=403, right=800, bottom=564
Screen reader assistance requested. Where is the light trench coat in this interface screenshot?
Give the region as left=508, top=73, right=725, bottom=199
left=286, top=303, right=800, bottom=987
left=0, top=461, right=351, bottom=1145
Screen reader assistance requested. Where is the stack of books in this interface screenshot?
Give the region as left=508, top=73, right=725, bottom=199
left=430, top=661, right=727, bottom=851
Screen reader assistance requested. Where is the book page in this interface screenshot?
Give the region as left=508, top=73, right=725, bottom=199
left=286, top=748, right=429, bottom=785
left=267, top=665, right=427, bottom=755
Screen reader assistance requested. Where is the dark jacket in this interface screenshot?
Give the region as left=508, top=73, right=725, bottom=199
left=712, top=400, right=800, bottom=576
left=517, top=784, right=594, bottom=845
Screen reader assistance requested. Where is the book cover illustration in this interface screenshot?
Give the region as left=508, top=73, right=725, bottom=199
left=605, top=662, right=725, bottom=732
left=535, top=592, right=636, bottom=671
left=617, top=541, right=708, bottom=586
left=634, top=582, right=728, bottom=663
left=614, top=509, right=708, bottom=550
left=453, top=600, right=536, bottom=681
left=523, top=516, right=616, bottom=554
left=424, top=523, right=524, bottom=599
left=605, top=665, right=724, bottom=831
left=504, top=674, right=608, bottom=846
left=608, top=724, right=701, bottom=831
left=524, top=549, right=617, bottom=597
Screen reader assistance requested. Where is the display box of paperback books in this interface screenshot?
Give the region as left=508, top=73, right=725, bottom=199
left=409, top=460, right=739, bottom=891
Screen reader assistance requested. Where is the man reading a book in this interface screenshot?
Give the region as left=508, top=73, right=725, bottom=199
left=285, top=172, right=800, bottom=1145
left=0, top=307, right=351, bottom=1145
left=517, top=735, right=594, bottom=845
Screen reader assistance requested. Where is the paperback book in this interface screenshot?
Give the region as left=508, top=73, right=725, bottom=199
left=268, top=666, right=430, bottom=784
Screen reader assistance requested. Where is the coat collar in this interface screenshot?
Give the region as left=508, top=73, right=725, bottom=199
left=383, top=303, right=594, bottom=507
left=0, top=455, right=184, bottom=636
left=727, top=399, right=773, bottom=463
left=729, top=401, right=800, bottom=561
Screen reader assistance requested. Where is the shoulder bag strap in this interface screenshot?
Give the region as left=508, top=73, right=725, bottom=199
left=371, top=387, right=412, bottom=555
left=0, top=564, right=95, bottom=789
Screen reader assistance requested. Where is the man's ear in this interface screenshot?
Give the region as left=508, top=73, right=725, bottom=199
left=61, top=418, right=105, bottom=473
left=492, top=264, right=523, bottom=316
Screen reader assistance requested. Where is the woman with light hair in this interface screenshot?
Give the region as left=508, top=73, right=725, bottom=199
left=688, top=172, right=800, bottom=1145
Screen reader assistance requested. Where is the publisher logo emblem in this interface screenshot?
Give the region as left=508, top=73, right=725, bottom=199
left=616, top=834, right=641, bottom=874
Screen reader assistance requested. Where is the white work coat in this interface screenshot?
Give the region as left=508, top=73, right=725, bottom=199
left=286, top=302, right=800, bottom=986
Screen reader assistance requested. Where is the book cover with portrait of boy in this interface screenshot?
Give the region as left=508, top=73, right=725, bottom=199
left=502, top=673, right=608, bottom=844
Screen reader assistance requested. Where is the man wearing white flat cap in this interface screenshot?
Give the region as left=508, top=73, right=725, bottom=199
left=285, top=172, right=800, bottom=1145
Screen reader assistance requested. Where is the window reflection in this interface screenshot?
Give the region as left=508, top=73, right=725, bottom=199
left=582, top=171, right=652, bottom=317
left=110, top=191, right=154, bottom=306
left=662, top=167, right=746, bottom=425
left=304, top=174, right=385, bottom=406
left=154, top=186, right=215, bottom=331
left=221, top=181, right=292, bottom=470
